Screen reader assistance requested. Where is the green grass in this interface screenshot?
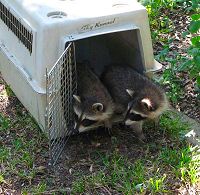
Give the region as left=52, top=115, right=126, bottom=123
left=22, top=182, right=47, bottom=195
left=159, top=145, right=200, bottom=184
left=1, top=82, right=199, bottom=194
left=0, top=113, right=10, bottom=131
left=71, top=112, right=200, bottom=194
left=0, top=97, right=49, bottom=193
left=159, top=111, right=189, bottom=139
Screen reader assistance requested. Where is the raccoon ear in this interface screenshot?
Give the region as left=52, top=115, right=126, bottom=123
left=92, top=103, right=104, bottom=112
left=73, top=95, right=81, bottom=103
left=141, top=98, right=153, bottom=111
left=126, top=89, right=135, bottom=97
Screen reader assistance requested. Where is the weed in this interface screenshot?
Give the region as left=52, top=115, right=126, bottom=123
left=21, top=151, right=34, bottom=168
left=148, top=174, right=167, bottom=193
left=144, top=0, right=184, bottom=103
left=5, top=85, right=15, bottom=97
left=178, top=13, right=200, bottom=92
left=12, top=138, right=24, bottom=151
left=161, top=63, right=183, bottom=103
left=177, top=0, right=199, bottom=12
left=72, top=153, right=147, bottom=194
left=159, top=145, right=200, bottom=184
left=142, top=0, right=199, bottom=103
left=0, top=99, right=48, bottom=194
left=71, top=178, right=86, bottom=194
left=71, top=111, right=200, bottom=194
left=159, top=111, right=189, bottom=138
left=0, top=174, right=6, bottom=184
left=0, top=113, right=10, bottom=131
left=0, top=146, right=10, bottom=162
left=22, top=182, right=47, bottom=195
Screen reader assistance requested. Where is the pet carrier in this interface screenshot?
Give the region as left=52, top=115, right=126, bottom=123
left=0, top=0, right=161, bottom=164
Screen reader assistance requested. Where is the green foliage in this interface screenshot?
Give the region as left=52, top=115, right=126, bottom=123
left=72, top=109, right=200, bottom=194
left=178, top=13, right=200, bottom=90
left=142, top=0, right=200, bottom=102
left=162, top=62, right=183, bottom=103
left=176, top=0, right=199, bottom=12
left=71, top=152, right=147, bottom=194
left=145, top=0, right=174, bottom=43
left=22, top=182, right=47, bottom=195
left=160, top=146, right=200, bottom=184
left=149, top=174, right=167, bottom=193
left=0, top=175, right=6, bottom=184
left=72, top=141, right=199, bottom=194
left=5, top=85, right=15, bottom=97
left=0, top=146, right=10, bottom=163
left=160, top=111, right=189, bottom=138
left=142, top=0, right=199, bottom=12
left=155, top=44, right=184, bottom=103
left=143, top=0, right=183, bottom=103
left=0, top=113, right=10, bottom=131
left=0, top=104, right=48, bottom=194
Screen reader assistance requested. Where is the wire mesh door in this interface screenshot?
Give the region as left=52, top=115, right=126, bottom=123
left=46, top=42, right=77, bottom=165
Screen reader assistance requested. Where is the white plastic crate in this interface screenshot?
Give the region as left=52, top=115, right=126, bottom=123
left=0, top=0, right=161, bottom=164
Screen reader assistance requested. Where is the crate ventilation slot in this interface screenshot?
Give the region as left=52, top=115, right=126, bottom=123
left=0, top=2, right=33, bottom=53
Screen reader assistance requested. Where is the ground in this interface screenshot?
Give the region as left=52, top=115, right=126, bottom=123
left=0, top=2, right=200, bottom=195
left=0, top=89, right=199, bottom=194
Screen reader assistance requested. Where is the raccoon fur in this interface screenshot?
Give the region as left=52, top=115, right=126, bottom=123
left=101, top=64, right=168, bottom=139
left=73, top=62, right=114, bottom=132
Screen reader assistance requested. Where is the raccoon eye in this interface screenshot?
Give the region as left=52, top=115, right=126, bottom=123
left=128, top=113, right=147, bottom=121
left=81, top=119, right=97, bottom=127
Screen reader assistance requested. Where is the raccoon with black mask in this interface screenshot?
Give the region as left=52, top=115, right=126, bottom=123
left=73, top=62, right=115, bottom=132
left=101, top=64, right=168, bottom=140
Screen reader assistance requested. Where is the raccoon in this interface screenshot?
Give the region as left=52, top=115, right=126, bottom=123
left=101, top=64, right=168, bottom=139
left=73, top=62, right=114, bottom=132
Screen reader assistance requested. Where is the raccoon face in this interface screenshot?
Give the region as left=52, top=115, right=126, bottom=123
left=74, top=112, right=98, bottom=132
left=124, top=89, right=168, bottom=125
left=73, top=95, right=111, bottom=132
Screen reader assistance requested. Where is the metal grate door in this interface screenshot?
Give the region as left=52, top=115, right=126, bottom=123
left=46, top=42, right=77, bottom=165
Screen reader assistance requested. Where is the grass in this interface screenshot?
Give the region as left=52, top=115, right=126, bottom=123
left=22, top=182, right=47, bottom=195
left=159, top=111, right=189, bottom=139
left=1, top=84, right=199, bottom=194
left=0, top=88, right=49, bottom=194
left=71, top=113, right=200, bottom=194
left=0, top=113, right=10, bottom=130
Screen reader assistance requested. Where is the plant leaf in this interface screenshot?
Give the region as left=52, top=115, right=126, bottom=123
left=191, top=14, right=200, bottom=21
left=189, top=20, right=200, bottom=33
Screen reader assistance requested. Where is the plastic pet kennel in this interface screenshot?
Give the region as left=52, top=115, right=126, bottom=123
left=0, top=0, right=162, bottom=164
